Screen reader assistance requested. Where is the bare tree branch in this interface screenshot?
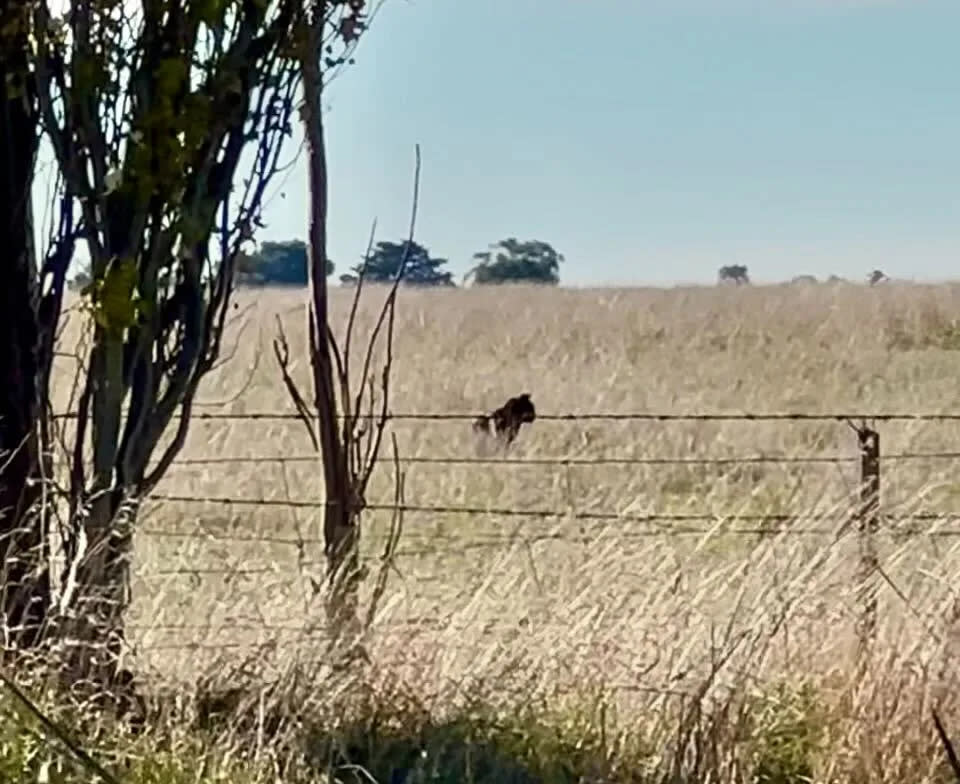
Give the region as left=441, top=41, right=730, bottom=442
left=273, top=317, right=320, bottom=452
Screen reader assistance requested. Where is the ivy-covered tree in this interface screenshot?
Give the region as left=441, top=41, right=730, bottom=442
left=236, top=239, right=334, bottom=286
left=24, top=0, right=314, bottom=685
left=344, top=240, right=454, bottom=286
left=467, top=238, right=563, bottom=285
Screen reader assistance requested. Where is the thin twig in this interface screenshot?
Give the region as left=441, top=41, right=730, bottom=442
left=344, top=219, right=378, bottom=368
left=352, top=144, right=421, bottom=447
left=333, top=217, right=379, bottom=475
left=0, top=669, right=120, bottom=784
left=933, top=709, right=960, bottom=782
left=354, top=144, right=421, bottom=499
left=272, top=316, right=319, bottom=450
left=363, top=432, right=405, bottom=631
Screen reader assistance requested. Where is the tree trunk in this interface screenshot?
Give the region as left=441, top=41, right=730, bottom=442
left=61, top=332, right=133, bottom=684
left=0, top=2, right=53, bottom=650
left=68, top=489, right=133, bottom=688
left=301, top=3, right=361, bottom=645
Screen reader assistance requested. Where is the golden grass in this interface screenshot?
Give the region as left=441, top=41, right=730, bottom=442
left=47, top=281, right=960, bottom=780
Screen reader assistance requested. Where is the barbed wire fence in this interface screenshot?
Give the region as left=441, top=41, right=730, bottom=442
left=51, top=409, right=960, bottom=666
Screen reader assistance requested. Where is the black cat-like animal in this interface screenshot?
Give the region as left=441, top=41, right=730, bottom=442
left=472, top=393, right=536, bottom=446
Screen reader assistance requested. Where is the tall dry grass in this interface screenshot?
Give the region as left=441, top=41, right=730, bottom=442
left=40, top=281, right=960, bottom=780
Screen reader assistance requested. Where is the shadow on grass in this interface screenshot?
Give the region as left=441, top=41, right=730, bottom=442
left=0, top=674, right=851, bottom=784
left=305, top=709, right=621, bottom=784
left=189, top=680, right=651, bottom=783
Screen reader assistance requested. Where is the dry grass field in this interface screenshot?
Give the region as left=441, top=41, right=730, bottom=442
left=39, top=281, right=960, bottom=780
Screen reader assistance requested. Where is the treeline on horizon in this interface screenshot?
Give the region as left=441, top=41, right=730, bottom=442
left=68, top=244, right=895, bottom=291
left=229, top=249, right=893, bottom=290
left=228, top=236, right=563, bottom=288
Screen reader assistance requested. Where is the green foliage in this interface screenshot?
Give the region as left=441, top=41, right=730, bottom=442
left=80, top=257, right=151, bottom=338
left=349, top=240, right=455, bottom=287
left=24, top=0, right=326, bottom=673
left=302, top=699, right=644, bottom=783
left=0, top=699, right=259, bottom=784
left=0, top=684, right=648, bottom=784
left=747, top=681, right=825, bottom=784
left=236, top=240, right=334, bottom=287
left=470, top=238, right=563, bottom=285
left=718, top=264, right=750, bottom=285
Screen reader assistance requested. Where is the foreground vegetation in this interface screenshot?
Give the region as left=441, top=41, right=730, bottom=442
left=30, top=282, right=960, bottom=781
left=5, top=667, right=951, bottom=783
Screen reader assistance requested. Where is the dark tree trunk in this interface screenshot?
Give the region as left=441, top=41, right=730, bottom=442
left=67, top=485, right=134, bottom=687
left=302, top=3, right=361, bottom=643
left=0, top=2, right=52, bottom=649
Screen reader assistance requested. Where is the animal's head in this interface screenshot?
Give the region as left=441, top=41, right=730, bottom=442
left=512, top=393, right=536, bottom=423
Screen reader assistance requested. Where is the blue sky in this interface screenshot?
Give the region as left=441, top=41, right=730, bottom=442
left=42, top=0, right=960, bottom=287
left=272, top=0, right=956, bottom=286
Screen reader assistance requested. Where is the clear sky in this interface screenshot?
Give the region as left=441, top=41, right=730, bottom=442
left=269, top=0, right=956, bottom=287
left=40, top=0, right=960, bottom=287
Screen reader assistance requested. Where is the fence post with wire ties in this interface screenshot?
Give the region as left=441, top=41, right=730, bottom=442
left=854, top=419, right=881, bottom=665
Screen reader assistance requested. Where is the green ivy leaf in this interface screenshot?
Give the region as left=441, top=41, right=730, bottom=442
left=87, top=257, right=143, bottom=337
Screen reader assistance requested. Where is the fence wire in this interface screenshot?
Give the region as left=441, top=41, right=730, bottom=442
left=51, top=409, right=960, bottom=423
left=162, top=451, right=960, bottom=467
left=96, top=408, right=960, bottom=664
left=142, top=494, right=960, bottom=541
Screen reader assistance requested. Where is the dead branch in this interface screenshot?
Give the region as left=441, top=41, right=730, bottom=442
left=352, top=150, right=420, bottom=437
left=274, top=133, right=420, bottom=654
left=0, top=668, right=120, bottom=784
left=363, top=432, right=405, bottom=632
left=341, top=217, right=379, bottom=420
left=934, top=709, right=960, bottom=783
left=350, top=145, right=420, bottom=501
left=272, top=316, right=320, bottom=451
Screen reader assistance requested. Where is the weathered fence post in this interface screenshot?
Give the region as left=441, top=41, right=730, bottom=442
left=855, top=422, right=880, bottom=665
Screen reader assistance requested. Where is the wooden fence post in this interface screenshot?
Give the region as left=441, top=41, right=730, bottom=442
left=856, top=422, right=880, bottom=664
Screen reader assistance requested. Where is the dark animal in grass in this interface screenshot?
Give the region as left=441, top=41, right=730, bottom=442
left=473, top=393, right=536, bottom=446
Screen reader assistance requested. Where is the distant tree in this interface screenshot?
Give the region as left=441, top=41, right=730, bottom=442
left=237, top=240, right=334, bottom=286
left=718, top=264, right=750, bottom=285
left=868, top=269, right=888, bottom=286
left=790, top=275, right=817, bottom=285
left=467, top=238, right=563, bottom=285
left=350, top=240, right=454, bottom=286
